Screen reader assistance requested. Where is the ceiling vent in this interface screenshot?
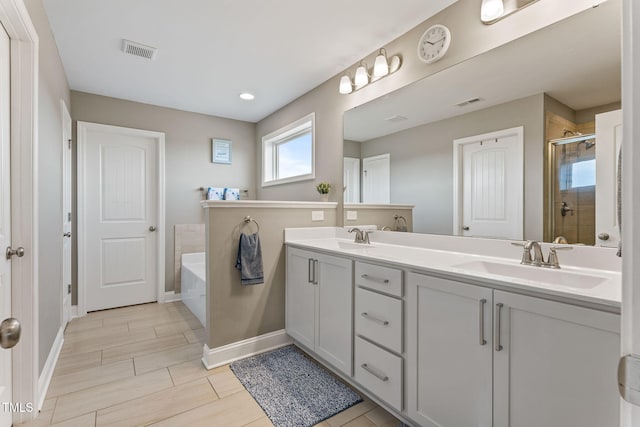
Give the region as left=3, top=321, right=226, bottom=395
left=122, top=39, right=158, bottom=60
left=384, top=115, right=408, bottom=123
left=456, top=97, right=482, bottom=107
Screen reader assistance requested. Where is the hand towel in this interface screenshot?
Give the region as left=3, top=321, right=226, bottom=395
left=235, top=232, right=264, bottom=285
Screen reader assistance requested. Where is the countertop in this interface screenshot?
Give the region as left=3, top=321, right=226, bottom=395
left=284, top=228, right=621, bottom=312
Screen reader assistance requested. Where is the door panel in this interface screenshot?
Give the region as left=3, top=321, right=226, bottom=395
left=83, top=125, right=159, bottom=311
left=62, top=101, right=72, bottom=326
left=362, top=154, right=390, bottom=203
left=0, top=22, right=11, bottom=427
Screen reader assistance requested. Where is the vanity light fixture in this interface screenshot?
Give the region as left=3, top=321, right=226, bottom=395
left=481, top=0, right=541, bottom=25
left=339, top=48, right=402, bottom=95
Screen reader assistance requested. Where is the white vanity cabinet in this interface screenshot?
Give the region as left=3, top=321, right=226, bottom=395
left=407, top=272, right=620, bottom=427
left=285, top=247, right=353, bottom=376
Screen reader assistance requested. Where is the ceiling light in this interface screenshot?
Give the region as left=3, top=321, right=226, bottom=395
left=338, top=48, right=401, bottom=95
left=481, top=0, right=504, bottom=22
left=373, top=49, right=389, bottom=78
left=339, top=75, right=353, bottom=94
left=239, top=93, right=255, bottom=101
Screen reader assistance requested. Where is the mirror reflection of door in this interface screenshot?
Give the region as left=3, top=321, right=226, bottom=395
left=362, top=154, right=390, bottom=203
left=595, top=109, right=622, bottom=248
left=343, top=157, right=361, bottom=203
left=454, top=127, right=524, bottom=240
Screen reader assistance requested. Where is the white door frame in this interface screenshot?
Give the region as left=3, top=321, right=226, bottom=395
left=621, top=0, right=640, bottom=424
left=452, top=126, right=524, bottom=237
left=0, top=0, right=39, bottom=422
left=77, top=122, right=166, bottom=317
left=60, top=100, right=71, bottom=326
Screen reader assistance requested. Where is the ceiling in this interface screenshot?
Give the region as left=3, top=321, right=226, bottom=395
left=43, top=0, right=458, bottom=123
left=344, top=0, right=621, bottom=142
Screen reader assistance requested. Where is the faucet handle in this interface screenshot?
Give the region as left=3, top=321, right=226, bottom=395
left=546, top=246, right=573, bottom=269
left=511, top=241, right=532, bottom=264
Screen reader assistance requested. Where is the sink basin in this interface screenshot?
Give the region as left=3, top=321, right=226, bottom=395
left=452, top=261, right=608, bottom=289
left=337, top=241, right=374, bottom=250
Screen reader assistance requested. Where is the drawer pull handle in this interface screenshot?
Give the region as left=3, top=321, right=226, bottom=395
left=360, top=274, right=389, bottom=284
left=361, top=312, right=389, bottom=326
left=361, top=363, right=389, bottom=382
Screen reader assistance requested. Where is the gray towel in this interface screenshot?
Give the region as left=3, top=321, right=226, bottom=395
left=235, top=232, right=264, bottom=285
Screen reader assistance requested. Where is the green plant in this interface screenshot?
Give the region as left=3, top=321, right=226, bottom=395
left=316, top=182, right=331, bottom=194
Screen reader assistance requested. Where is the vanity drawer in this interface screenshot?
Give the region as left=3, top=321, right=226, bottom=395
left=355, top=336, right=402, bottom=411
left=355, top=262, right=402, bottom=297
left=355, top=287, right=402, bottom=353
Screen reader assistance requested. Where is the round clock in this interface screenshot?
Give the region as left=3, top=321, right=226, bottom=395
left=417, top=24, right=451, bottom=64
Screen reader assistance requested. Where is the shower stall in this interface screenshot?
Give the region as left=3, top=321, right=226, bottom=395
left=548, top=131, right=597, bottom=245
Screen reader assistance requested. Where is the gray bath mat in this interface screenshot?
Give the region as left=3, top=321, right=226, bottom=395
left=230, top=345, right=362, bottom=427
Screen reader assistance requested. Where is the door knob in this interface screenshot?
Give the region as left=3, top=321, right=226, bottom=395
left=5, top=246, right=24, bottom=260
left=148, top=226, right=157, bottom=232
left=463, top=226, right=470, bottom=231
left=63, top=232, right=72, bottom=238
left=0, top=318, right=20, bottom=349
left=598, top=233, right=610, bottom=241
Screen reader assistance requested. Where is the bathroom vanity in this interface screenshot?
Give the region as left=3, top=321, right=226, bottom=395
left=284, top=227, right=621, bottom=427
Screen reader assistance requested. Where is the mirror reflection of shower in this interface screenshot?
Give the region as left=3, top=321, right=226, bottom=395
left=550, top=129, right=596, bottom=245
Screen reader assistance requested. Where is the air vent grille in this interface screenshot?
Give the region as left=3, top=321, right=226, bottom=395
left=122, top=39, right=157, bottom=60
left=384, top=115, right=408, bottom=123
left=456, top=97, right=482, bottom=107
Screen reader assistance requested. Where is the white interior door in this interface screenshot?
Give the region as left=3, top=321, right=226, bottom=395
left=454, top=127, right=524, bottom=240
left=79, top=122, right=164, bottom=312
left=0, top=22, right=12, bottom=427
left=343, top=157, right=360, bottom=203
left=362, top=154, right=390, bottom=203
left=595, top=109, right=622, bottom=248
left=61, top=101, right=72, bottom=325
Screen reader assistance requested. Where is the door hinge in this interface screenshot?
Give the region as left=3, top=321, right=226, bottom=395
left=68, top=139, right=72, bottom=149
left=67, top=284, right=71, bottom=295
left=619, top=354, right=640, bottom=406
left=68, top=212, right=72, bottom=222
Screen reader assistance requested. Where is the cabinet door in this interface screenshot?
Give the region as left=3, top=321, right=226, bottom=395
left=493, top=290, right=620, bottom=427
left=316, top=252, right=353, bottom=376
left=407, top=273, right=493, bottom=427
left=285, top=247, right=316, bottom=350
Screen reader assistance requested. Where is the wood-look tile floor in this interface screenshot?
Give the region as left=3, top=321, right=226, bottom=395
left=17, top=302, right=402, bottom=427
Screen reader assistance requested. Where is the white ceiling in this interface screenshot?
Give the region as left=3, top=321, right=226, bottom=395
left=43, top=0, right=458, bottom=123
left=344, top=0, right=621, bottom=142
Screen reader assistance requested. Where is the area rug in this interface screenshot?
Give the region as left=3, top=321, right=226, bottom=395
left=230, top=345, right=363, bottom=427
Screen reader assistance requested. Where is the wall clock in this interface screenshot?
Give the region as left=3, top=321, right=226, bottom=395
left=417, top=24, right=451, bottom=64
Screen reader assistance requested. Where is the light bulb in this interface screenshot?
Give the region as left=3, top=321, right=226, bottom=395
left=481, top=0, right=504, bottom=22
left=339, top=75, right=353, bottom=94
left=373, top=50, right=389, bottom=77
left=354, top=64, right=369, bottom=88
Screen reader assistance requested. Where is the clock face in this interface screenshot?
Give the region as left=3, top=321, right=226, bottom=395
left=418, top=25, right=451, bottom=64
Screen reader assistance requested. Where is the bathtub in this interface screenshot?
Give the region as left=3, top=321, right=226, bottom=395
left=181, top=252, right=205, bottom=328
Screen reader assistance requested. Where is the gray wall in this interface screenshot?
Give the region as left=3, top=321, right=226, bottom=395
left=70, top=91, right=257, bottom=295
left=255, top=0, right=591, bottom=208
left=24, top=0, right=71, bottom=373
left=360, top=94, right=544, bottom=239
left=343, top=140, right=361, bottom=159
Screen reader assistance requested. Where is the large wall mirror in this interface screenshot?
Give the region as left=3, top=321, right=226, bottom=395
left=343, top=0, right=621, bottom=246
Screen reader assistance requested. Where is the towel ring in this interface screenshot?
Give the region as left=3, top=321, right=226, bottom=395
left=243, top=216, right=260, bottom=233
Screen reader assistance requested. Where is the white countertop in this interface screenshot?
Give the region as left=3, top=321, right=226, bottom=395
left=284, top=228, right=621, bottom=311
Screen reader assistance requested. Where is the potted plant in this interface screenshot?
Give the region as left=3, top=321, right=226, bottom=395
left=316, top=182, right=331, bottom=202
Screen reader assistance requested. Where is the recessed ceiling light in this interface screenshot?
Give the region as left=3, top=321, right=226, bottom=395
left=239, top=93, right=255, bottom=101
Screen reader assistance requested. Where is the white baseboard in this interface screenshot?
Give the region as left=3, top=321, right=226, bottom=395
left=162, top=291, right=182, bottom=303
left=71, top=305, right=79, bottom=319
left=37, top=326, right=64, bottom=411
left=201, top=329, right=292, bottom=370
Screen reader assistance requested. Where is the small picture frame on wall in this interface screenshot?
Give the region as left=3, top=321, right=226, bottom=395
left=212, top=138, right=232, bottom=164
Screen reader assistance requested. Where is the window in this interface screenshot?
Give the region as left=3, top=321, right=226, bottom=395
left=559, top=159, right=596, bottom=190
left=262, top=113, right=315, bottom=186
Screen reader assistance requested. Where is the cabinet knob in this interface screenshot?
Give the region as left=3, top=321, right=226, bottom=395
left=598, top=232, right=610, bottom=241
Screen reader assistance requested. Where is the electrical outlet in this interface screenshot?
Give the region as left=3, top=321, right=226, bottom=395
left=346, top=211, right=358, bottom=220
left=311, top=211, right=324, bottom=221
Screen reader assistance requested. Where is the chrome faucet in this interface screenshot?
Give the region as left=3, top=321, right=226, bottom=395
left=348, top=228, right=371, bottom=244
left=512, top=240, right=572, bottom=268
